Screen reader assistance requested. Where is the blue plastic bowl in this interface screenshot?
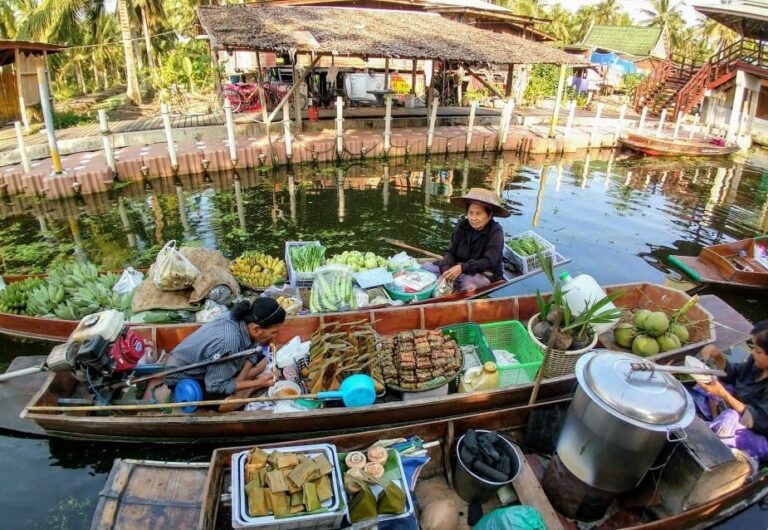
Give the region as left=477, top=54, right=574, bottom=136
left=174, top=378, right=203, bottom=413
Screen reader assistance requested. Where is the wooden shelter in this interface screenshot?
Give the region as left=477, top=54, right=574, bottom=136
left=0, top=40, right=66, bottom=128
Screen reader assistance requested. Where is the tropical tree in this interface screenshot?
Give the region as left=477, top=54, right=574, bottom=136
left=543, top=3, right=572, bottom=45
left=593, top=0, right=627, bottom=26
left=117, top=0, right=142, bottom=104
left=570, top=5, right=597, bottom=44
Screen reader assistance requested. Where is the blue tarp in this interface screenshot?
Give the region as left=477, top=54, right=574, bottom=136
left=590, top=51, right=637, bottom=75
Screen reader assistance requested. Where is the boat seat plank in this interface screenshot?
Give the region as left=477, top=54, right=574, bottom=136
left=512, top=454, right=566, bottom=530
left=91, top=459, right=209, bottom=530
left=698, top=295, right=752, bottom=351
left=0, top=355, right=47, bottom=436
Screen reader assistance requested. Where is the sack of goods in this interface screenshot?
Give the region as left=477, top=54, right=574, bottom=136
left=152, top=240, right=200, bottom=291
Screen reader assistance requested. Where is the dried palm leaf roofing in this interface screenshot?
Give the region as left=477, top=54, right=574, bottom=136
left=196, top=5, right=584, bottom=65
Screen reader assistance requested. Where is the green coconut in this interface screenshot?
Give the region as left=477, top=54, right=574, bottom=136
left=669, top=323, right=690, bottom=343
left=656, top=333, right=682, bottom=352
left=643, top=311, right=670, bottom=337
left=613, top=323, right=637, bottom=348
left=634, top=309, right=652, bottom=327
left=632, top=334, right=660, bottom=356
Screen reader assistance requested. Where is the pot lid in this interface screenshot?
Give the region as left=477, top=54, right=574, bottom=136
left=576, top=350, right=694, bottom=429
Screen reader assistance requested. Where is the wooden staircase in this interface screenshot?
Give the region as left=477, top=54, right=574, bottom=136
left=634, top=39, right=768, bottom=118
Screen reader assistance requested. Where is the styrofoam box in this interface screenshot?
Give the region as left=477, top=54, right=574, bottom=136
left=231, top=443, right=345, bottom=530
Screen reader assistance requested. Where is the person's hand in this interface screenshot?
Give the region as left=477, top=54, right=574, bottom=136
left=699, top=377, right=728, bottom=399
left=700, top=345, right=726, bottom=370
left=254, top=372, right=275, bottom=389
left=442, top=264, right=463, bottom=282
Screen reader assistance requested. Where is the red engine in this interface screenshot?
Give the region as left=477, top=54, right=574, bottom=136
left=109, top=329, right=147, bottom=372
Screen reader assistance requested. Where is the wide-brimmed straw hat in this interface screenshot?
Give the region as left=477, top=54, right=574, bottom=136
left=450, top=188, right=510, bottom=218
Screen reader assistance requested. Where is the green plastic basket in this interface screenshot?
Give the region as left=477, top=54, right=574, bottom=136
left=440, top=322, right=493, bottom=363
left=479, top=320, right=543, bottom=387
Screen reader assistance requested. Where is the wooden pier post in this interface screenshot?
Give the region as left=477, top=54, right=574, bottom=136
left=14, top=122, right=31, bottom=173
left=37, top=67, right=63, bottom=174
left=672, top=111, right=683, bottom=140
left=564, top=100, right=576, bottom=137
left=614, top=104, right=626, bottom=142
left=282, top=103, right=293, bottom=161
left=292, top=64, right=302, bottom=134
left=656, top=108, right=667, bottom=138
left=336, top=96, right=345, bottom=159
left=548, top=65, right=567, bottom=139
left=590, top=103, right=603, bottom=148
left=426, top=97, right=439, bottom=153
left=638, top=106, right=648, bottom=130
left=98, top=110, right=117, bottom=176
left=384, top=94, right=393, bottom=154
left=160, top=103, right=178, bottom=170
left=224, top=99, right=238, bottom=167
left=465, top=101, right=477, bottom=151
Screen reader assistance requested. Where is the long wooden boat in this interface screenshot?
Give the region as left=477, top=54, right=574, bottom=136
left=15, top=283, right=720, bottom=443
left=670, top=236, right=768, bottom=290
left=90, top=394, right=768, bottom=530
left=0, top=253, right=568, bottom=342
left=619, top=131, right=739, bottom=157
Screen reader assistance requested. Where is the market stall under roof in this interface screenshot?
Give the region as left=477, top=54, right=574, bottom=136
left=195, top=5, right=584, bottom=65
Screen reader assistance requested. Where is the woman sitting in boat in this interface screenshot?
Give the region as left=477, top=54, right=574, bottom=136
left=164, top=298, right=286, bottom=412
left=422, top=187, right=509, bottom=291
left=695, top=321, right=768, bottom=461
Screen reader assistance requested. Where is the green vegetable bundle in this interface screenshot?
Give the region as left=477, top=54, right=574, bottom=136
left=506, top=236, right=547, bottom=257
left=289, top=244, right=326, bottom=273
left=327, top=250, right=387, bottom=272
left=309, top=266, right=356, bottom=313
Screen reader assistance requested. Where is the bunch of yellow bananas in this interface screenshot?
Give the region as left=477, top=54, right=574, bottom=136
left=230, top=252, right=287, bottom=288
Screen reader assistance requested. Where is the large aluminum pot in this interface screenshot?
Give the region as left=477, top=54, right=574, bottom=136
left=557, top=350, right=695, bottom=493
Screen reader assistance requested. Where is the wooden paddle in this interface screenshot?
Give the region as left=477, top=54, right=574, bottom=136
left=380, top=238, right=442, bottom=260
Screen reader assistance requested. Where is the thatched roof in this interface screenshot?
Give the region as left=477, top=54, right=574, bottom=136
left=196, top=5, right=584, bottom=65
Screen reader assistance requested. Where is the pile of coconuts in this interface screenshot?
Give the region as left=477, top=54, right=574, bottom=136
left=613, top=308, right=692, bottom=356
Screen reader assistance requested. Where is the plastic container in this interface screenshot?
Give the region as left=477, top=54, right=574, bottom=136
left=454, top=430, right=522, bottom=503
left=458, top=362, right=499, bottom=392
left=231, top=444, right=345, bottom=530
left=440, top=322, right=493, bottom=364
left=479, top=320, right=543, bottom=387
left=559, top=271, right=618, bottom=335
left=503, top=230, right=555, bottom=274
left=384, top=282, right=434, bottom=302
left=286, top=241, right=324, bottom=289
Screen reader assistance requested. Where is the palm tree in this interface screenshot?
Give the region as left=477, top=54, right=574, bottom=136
left=543, top=3, right=572, bottom=45
left=570, top=5, right=597, bottom=44
left=118, top=0, right=142, bottom=104
left=594, top=0, right=625, bottom=26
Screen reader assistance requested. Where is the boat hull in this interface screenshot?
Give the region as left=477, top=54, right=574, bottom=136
left=619, top=133, right=739, bottom=157
left=670, top=237, right=768, bottom=290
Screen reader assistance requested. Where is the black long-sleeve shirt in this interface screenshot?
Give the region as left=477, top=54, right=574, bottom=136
left=723, top=357, right=768, bottom=436
left=439, top=218, right=504, bottom=281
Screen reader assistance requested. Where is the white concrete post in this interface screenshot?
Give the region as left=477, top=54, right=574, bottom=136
left=335, top=96, right=344, bottom=157
left=427, top=97, right=439, bottom=152
left=37, top=67, right=63, bottom=174
left=548, top=64, right=567, bottom=139
left=638, top=106, right=648, bottom=130
left=383, top=94, right=393, bottom=153
left=564, top=100, right=576, bottom=136
left=673, top=111, right=683, bottom=140
left=656, top=108, right=667, bottom=138
left=465, top=100, right=477, bottom=150
left=98, top=110, right=116, bottom=176
left=282, top=103, right=293, bottom=160
left=689, top=113, right=700, bottom=140
left=160, top=103, right=178, bottom=170
left=224, top=99, right=237, bottom=166
left=14, top=121, right=31, bottom=173
left=726, top=82, right=745, bottom=142
left=499, top=99, right=515, bottom=148
left=590, top=103, right=603, bottom=147
left=614, top=104, right=627, bottom=142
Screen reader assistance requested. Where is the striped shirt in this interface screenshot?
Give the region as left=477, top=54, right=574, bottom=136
left=165, top=315, right=266, bottom=395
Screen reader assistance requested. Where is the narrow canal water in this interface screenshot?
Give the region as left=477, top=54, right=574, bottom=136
left=1, top=149, right=767, bottom=528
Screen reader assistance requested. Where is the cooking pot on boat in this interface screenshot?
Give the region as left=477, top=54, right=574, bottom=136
left=556, top=350, right=695, bottom=493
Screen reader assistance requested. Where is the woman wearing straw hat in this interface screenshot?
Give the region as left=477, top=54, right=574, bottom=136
left=423, top=187, right=509, bottom=291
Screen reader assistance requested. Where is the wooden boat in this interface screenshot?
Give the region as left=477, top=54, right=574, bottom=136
left=90, top=392, right=767, bottom=530
left=0, top=253, right=569, bottom=342
left=13, top=283, right=720, bottom=443
left=670, top=237, right=768, bottom=290
left=619, top=131, right=740, bottom=157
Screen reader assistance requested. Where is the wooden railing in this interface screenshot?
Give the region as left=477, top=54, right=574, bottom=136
left=675, top=62, right=712, bottom=117
left=710, top=38, right=768, bottom=86
left=633, top=58, right=672, bottom=108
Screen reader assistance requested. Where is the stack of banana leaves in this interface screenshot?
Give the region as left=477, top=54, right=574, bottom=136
left=0, top=262, right=133, bottom=320
left=304, top=320, right=388, bottom=395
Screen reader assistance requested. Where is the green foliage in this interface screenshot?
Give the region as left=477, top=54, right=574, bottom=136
left=464, top=87, right=488, bottom=103
left=53, top=110, right=95, bottom=129
left=618, top=73, right=644, bottom=97
left=152, top=41, right=215, bottom=93
left=524, top=65, right=570, bottom=106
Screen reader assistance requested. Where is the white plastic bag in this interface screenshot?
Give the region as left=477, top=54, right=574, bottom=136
left=353, top=286, right=370, bottom=308
left=152, top=240, right=200, bottom=291
left=262, top=284, right=303, bottom=316
left=195, top=299, right=229, bottom=323
left=275, top=336, right=311, bottom=369
left=309, top=265, right=356, bottom=313
left=113, top=267, right=144, bottom=295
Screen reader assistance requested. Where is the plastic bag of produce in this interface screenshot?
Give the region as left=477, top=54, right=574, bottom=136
left=434, top=276, right=455, bottom=297
left=195, top=299, right=228, bottom=323
left=473, top=506, right=546, bottom=530
left=353, top=286, right=370, bottom=308
left=309, top=265, right=356, bottom=313
left=261, top=284, right=303, bottom=316
left=387, top=251, right=420, bottom=272
left=113, top=267, right=144, bottom=295
left=152, top=240, right=200, bottom=291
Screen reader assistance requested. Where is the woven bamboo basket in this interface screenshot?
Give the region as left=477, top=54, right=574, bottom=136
left=527, top=313, right=598, bottom=378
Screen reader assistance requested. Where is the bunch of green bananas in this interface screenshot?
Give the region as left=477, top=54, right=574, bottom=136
left=26, top=282, right=66, bottom=317
left=0, top=278, right=44, bottom=315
